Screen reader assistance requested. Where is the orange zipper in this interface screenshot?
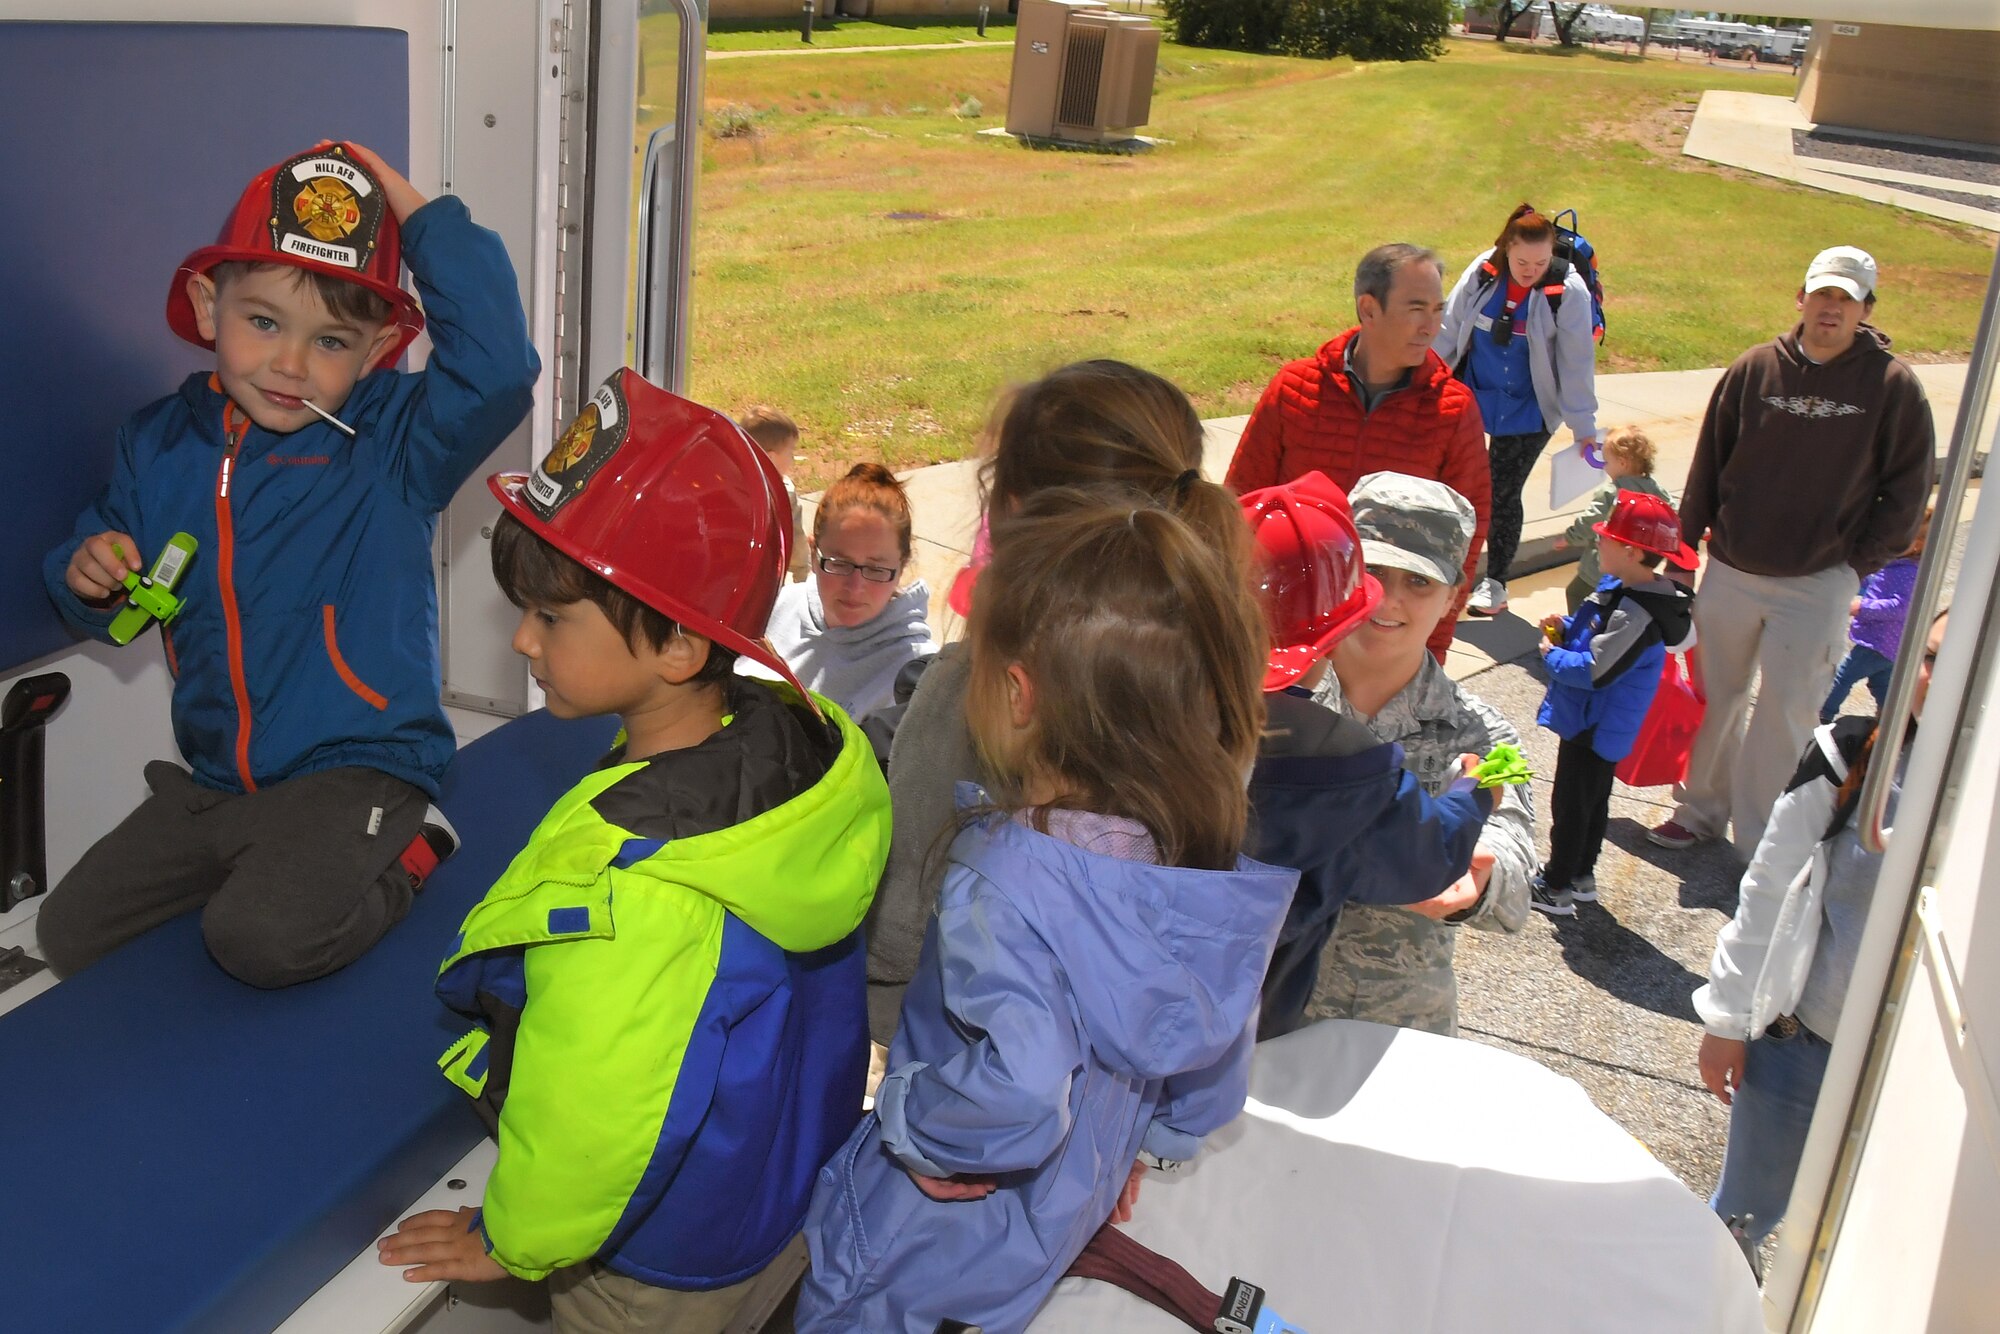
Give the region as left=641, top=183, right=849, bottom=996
left=217, top=401, right=257, bottom=792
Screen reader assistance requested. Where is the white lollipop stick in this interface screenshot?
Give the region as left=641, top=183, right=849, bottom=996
left=302, top=398, right=357, bottom=437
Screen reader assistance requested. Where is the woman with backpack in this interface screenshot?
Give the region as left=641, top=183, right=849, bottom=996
left=1435, top=204, right=1603, bottom=618
left=1693, top=608, right=1948, bottom=1276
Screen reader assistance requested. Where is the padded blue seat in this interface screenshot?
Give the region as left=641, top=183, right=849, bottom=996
left=0, top=710, right=618, bottom=1334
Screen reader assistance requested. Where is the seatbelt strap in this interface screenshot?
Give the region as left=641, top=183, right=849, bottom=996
left=1064, top=1223, right=1220, bottom=1330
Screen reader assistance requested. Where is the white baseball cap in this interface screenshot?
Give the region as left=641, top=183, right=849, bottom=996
left=1803, top=246, right=1877, bottom=301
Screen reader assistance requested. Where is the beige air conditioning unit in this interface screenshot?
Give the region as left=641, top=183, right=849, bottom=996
left=1005, top=0, right=1162, bottom=145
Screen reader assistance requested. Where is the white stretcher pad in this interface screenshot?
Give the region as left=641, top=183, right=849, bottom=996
left=1032, top=1020, right=1763, bottom=1333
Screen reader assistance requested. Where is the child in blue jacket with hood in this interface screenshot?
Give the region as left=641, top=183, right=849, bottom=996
left=1241, top=472, right=1497, bottom=1040
left=798, top=486, right=1295, bottom=1333
left=1533, top=491, right=1697, bottom=916
left=40, top=142, right=537, bottom=988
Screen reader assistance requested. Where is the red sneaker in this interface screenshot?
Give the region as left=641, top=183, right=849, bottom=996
left=1647, top=819, right=1701, bottom=849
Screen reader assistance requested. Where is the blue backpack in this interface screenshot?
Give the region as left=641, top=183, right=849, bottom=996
left=1551, top=208, right=1606, bottom=343
left=1473, top=207, right=1607, bottom=347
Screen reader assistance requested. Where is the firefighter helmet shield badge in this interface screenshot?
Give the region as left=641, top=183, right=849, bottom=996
left=527, top=378, right=628, bottom=518
left=268, top=147, right=386, bottom=272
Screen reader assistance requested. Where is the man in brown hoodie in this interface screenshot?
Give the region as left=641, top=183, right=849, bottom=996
left=1650, top=246, right=1933, bottom=858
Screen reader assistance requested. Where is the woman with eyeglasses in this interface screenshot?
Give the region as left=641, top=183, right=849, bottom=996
left=751, top=462, right=937, bottom=727
left=1434, top=204, right=1602, bottom=618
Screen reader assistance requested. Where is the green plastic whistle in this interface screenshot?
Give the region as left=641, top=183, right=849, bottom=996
left=107, top=533, right=199, bottom=646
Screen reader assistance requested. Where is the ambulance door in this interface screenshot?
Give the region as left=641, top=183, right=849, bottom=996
left=1772, top=248, right=2000, bottom=1332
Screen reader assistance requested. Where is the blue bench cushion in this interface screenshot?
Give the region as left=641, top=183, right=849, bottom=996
left=0, top=710, right=618, bottom=1334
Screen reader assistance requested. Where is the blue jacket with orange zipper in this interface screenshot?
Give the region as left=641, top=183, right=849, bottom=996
left=42, top=196, right=538, bottom=797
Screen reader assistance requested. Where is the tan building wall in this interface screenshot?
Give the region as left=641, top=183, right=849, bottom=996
left=711, top=0, right=991, bottom=17
left=712, top=0, right=838, bottom=19
left=1796, top=23, right=2000, bottom=147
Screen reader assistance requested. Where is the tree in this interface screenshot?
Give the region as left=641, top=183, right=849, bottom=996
left=1282, top=0, right=1454, bottom=60
left=1159, top=0, right=1289, bottom=52
left=1170, top=0, right=1453, bottom=61
left=1550, top=3, right=1589, bottom=46
left=1489, top=1, right=1534, bottom=45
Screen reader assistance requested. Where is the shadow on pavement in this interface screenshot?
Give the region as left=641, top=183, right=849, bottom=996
left=1604, top=819, right=1744, bottom=913
left=1544, top=900, right=1706, bottom=1023
left=1451, top=611, right=1547, bottom=665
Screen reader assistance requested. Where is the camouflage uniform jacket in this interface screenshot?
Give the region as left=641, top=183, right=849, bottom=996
left=1309, top=654, right=1534, bottom=1035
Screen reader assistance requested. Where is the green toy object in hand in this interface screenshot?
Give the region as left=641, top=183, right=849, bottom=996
left=107, top=533, right=199, bottom=646
left=1472, top=744, right=1534, bottom=789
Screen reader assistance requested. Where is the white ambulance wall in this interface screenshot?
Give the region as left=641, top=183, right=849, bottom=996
left=0, top=644, right=176, bottom=934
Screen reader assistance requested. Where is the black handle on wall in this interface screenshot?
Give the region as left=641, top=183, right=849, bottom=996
left=1, top=672, right=71, bottom=910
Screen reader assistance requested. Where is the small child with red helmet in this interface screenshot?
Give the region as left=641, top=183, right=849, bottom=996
left=1242, top=471, right=1499, bottom=1039
left=38, top=142, right=538, bottom=987
left=378, top=371, right=891, bottom=1332
left=1533, top=491, right=1698, bottom=915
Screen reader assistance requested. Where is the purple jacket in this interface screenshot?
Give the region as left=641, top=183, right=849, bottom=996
left=1849, top=557, right=1919, bottom=659
left=798, top=794, right=1295, bottom=1333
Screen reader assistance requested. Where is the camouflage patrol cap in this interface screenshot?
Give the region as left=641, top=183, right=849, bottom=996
left=1349, top=472, right=1476, bottom=586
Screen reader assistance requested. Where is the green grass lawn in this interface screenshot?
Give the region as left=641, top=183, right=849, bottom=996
left=662, top=33, right=1997, bottom=485
left=705, top=14, right=1016, bottom=52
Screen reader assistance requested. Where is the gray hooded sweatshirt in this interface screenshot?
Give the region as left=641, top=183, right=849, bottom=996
left=754, top=579, right=938, bottom=726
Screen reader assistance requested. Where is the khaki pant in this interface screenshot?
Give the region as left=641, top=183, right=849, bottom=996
left=1672, top=559, right=1858, bottom=857
left=548, top=1236, right=806, bottom=1334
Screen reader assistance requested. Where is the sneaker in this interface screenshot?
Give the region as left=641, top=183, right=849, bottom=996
left=1646, top=819, right=1701, bottom=850
left=398, top=805, right=461, bottom=891
left=1529, top=872, right=1576, bottom=917
left=1569, top=874, right=1598, bottom=903
left=1466, top=576, right=1508, bottom=617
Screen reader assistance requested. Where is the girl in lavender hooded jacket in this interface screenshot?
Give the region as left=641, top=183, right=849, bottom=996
left=797, top=492, right=1296, bottom=1333
left=1820, top=509, right=1928, bottom=724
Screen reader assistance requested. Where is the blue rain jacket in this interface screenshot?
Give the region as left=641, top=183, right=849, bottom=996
left=43, top=197, right=539, bottom=797
left=1537, top=575, right=1695, bottom=762
left=797, top=791, right=1297, bottom=1334
left=1251, top=688, right=1494, bottom=1038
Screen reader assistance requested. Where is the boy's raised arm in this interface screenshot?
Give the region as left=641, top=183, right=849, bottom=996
left=351, top=141, right=540, bottom=512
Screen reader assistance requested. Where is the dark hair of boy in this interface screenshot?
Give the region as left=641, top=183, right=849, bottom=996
left=209, top=259, right=394, bottom=329
left=1617, top=540, right=1665, bottom=571
left=490, top=512, right=738, bottom=683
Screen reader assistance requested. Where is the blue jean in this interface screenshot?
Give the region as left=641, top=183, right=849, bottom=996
left=1820, top=644, right=1893, bottom=723
left=1709, top=1022, right=1833, bottom=1269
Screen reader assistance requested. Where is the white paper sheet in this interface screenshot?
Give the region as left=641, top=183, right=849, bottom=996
left=1549, top=438, right=1607, bottom=509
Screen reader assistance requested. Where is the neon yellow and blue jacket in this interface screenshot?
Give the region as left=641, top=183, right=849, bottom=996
left=435, top=680, right=890, bottom=1288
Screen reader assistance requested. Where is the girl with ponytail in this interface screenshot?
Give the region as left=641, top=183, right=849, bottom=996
left=862, top=360, right=1254, bottom=1045
left=1434, top=202, right=1603, bottom=617
left=799, top=496, right=1294, bottom=1333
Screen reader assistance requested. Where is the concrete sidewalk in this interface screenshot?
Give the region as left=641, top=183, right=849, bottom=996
left=1682, top=90, right=2000, bottom=233
left=851, top=360, right=1970, bottom=674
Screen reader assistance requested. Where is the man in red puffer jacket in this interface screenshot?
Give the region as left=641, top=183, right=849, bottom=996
left=1227, top=243, right=1490, bottom=661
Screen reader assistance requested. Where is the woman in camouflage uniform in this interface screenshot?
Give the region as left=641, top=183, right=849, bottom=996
left=1307, top=473, right=1536, bottom=1036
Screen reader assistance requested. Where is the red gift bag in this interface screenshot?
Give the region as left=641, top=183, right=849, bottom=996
left=1617, top=652, right=1706, bottom=788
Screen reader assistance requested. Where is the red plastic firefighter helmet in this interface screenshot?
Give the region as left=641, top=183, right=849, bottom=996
left=1240, top=471, right=1384, bottom=692
left=489, top=369, right=808, bottom=702
left=166, top=143, right=425, bottom=360
left=1593, top=490, right=1698, bottom=570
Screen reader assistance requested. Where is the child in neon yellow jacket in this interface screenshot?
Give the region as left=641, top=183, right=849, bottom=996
left=379, top=371, right=890, bottom=1333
